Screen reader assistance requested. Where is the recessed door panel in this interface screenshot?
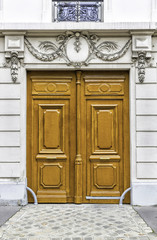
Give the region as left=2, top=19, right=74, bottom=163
left=44, top=110, right=60, bottom=149
left=91, top=104, right=119, bottom=154
left=97, top=110, right=112, bottom=149
left=39, top=103, right=65, bottom=154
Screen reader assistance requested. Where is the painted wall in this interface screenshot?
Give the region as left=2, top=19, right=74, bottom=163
left=0, top=0, right=157, bottom=23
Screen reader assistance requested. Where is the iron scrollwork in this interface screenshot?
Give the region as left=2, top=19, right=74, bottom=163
left=55, top=1, right=101, bottom=22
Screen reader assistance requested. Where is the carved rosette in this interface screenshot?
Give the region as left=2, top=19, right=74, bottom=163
left=24, top=32, right=132, bottom=68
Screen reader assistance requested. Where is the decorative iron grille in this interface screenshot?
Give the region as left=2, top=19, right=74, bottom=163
left=53, top=1, right=102, bottom=22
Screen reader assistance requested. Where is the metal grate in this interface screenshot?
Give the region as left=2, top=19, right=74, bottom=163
left=53, top=1, right=102, bottom=22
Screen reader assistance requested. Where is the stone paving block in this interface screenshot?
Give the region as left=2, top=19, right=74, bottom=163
left=0, top=205, right=155, bottom=240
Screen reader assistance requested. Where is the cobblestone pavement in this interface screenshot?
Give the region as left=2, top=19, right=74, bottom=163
left=0, top=204, right=156, bottom=240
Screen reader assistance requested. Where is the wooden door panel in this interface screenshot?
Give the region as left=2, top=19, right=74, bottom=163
left=82, top=71, right=130, bottom=203
left=86, top=100, right=123, bottom=198
left=91, top=103, right=120, bottom=155
left=37, top=161, right=67, bottom=202
left=32, top=80, right=71, bottom=96
left=27, top=72, right=76, bottom=203
left=43, top=109, right=60, bottom=149
left=38, top=103, right=65, bottom=154
left=84, top=77, right=125, bottom=96
left=34, top=99, right=69, bottom=202
left=39, top=162, right=64, bottom=188
left=97, top=110, right=112, bottom=149
left=90, top=162, right=120, bottom=196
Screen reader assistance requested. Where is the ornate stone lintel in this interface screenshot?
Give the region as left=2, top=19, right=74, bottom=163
left=4, top=35, right=25, bottom=82
left=24, top=31, right=132, bottom=68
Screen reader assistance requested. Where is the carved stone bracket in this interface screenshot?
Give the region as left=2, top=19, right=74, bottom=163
left=132, top=51, right=151, bottom=83
left=131, top=32, right=153, bottom=83
left=137, top=52, right=146, bottom=83
left=25, top=31, right=131, bottom=68
left=4, top=51, right=23, bottom=82
left=3, top=34, right=25, bottom=82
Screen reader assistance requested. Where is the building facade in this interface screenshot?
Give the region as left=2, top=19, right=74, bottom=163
left=0, top=0, right=157, bottom=206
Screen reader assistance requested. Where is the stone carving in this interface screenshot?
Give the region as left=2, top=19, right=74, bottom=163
left=10, top=52, right=19, bottom=82
left=74, top=32, right=82, bottom=52
left=133, top=51, right=151, bottom=83
left=4, top=51, right=20, bottom=82
left=95, top=40, right=130, bottom=61
left=4, top=35, right=25, bottom=82
left=138, top=52, right=146, bottom=83
left=25, top=38, right=63, bottom=61
left=25, top=32, right=131, bottom=67
left=131, top=34, right=152, bottom=83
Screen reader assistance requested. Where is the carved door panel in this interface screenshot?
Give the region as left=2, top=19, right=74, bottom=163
left=81, top=71, right=130, bottom=203
left=27, top=72, right=76, bottom=203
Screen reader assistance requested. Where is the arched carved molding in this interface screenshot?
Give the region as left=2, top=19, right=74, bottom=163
left=25, top=32, right=132, bottom=68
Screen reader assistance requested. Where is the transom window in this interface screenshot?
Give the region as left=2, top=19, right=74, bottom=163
left=52, top=1, right=103, bottom=22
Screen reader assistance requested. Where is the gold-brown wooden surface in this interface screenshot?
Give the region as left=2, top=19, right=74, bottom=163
left=27, top=71, right=130, bottom=203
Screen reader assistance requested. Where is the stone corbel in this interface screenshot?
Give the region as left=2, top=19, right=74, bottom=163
left=3, top=34, right=25, bottom=82
left=131, top=32, right=153, bottom=83
left=132, top=51, right=151, bottom=83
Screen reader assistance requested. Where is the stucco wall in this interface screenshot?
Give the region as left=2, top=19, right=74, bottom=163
left=0, top=0, right=157, bottom=23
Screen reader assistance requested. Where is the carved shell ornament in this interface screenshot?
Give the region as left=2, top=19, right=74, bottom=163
left=25, top=32, right=132, bottom=67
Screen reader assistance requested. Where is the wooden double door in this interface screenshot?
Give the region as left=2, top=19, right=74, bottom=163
left=27, top=71, right=130, bottom=203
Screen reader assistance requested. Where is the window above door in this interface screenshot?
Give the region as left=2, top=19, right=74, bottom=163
left=52, top=0, right=103, bottom=22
